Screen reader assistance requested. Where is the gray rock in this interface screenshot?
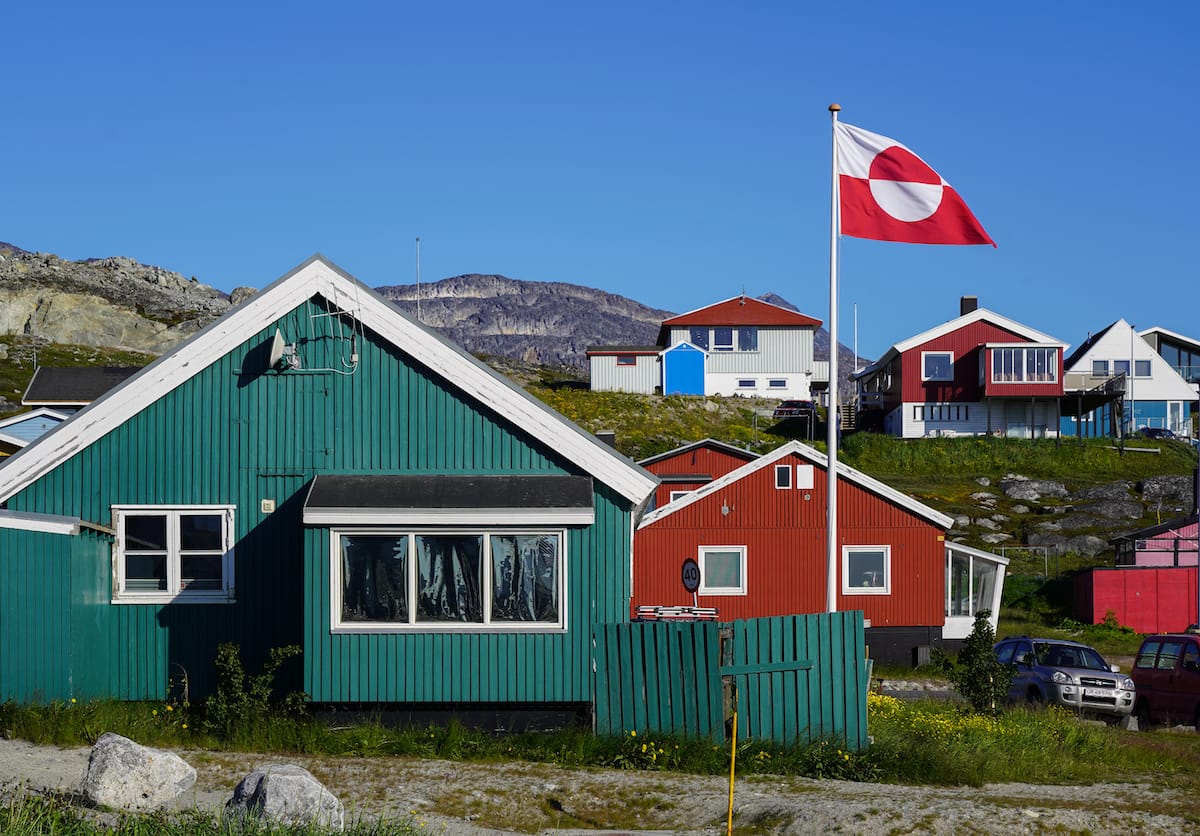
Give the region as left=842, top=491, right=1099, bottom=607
left=227, top=764, right=345, bottom=831
left=969, top=491, right=997, bottom=504
left=1070, top=482, right=1133, bottom=502
left=82, top=733, right=196, bottom=811
left=990, top=514, right=1009, bottom=523
left=1000, top=476, right=1069, bottom=501
left=1076, top=500, right=1143, bottom=520
left=1139, top=475, right=1195, bottom=508
left=980, top=533, right=1013, bottom=544
left=975, top=477, right=991, bottom=487
left=953, top=515, right=971, bottom=528
left=973, top=517, right=1000, bottom=530
left=1011, top=504, right=1030, bottom=514
left=230, top=286, right=258, bottom=306
left=1055, top=513, right=1104, bottom=531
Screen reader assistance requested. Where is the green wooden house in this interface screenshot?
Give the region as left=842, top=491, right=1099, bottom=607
left=0, top=255, right=656, bottom=708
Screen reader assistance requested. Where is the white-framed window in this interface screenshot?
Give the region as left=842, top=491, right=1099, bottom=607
left=332, top=528, right=565, bottom=632
left=1135, top=359, right=1152, bottom=377
left=775, top=464, right=792, bottom=489
left=922, top=351, right=954, bottom=381
left=768, top=378, right=787, bottom=389
left=713, top=327, right=734, bottom=352
left=737, top=378, right=756, bottom=389
left=991, top=347, right=1057, bottom=383
left=914, top=403, right=969, bottom=422
left=1113, top=359, right=1130, bottom=377
left=616, top=354, right=636, bottom=366
left=668, top=489, right=692, bottom=502
left=737, top=327, right=758, bottom=352
left=1092, top=360, right=1109, bottom=376
left=113, top=505, right=236, bottom=604
left=842, top=545, right=890, bottom=595
left=688, top=327, right=709, bottom=350
left=698, top=545, right=746, bottom=595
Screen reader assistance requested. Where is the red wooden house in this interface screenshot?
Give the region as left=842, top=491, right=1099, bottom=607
left=632, top=440, right=1007, bottom=665
left=853, top=296, right=1067, bottom=439
left=1075, top=514, right=1199, bottom=634
left=638, top=438, right=759, bottom=509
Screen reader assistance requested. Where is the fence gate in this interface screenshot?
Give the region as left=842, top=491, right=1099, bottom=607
left=592, top=612, right=868, bottom=749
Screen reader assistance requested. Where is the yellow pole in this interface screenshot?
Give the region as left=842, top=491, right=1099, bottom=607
left=726, top=684, right=738, bottom=836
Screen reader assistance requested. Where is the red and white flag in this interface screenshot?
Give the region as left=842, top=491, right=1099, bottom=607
left=834, top=122, right=995, bottom=247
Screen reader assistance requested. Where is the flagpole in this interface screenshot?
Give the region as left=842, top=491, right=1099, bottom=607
left=826, top=103, right=841, bottom=613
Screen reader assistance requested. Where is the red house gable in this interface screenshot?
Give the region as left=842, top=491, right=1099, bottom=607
left=660, top=296, right=821, bottom=329
left=639, top=439, right=759, bottom=509
left=633, top=441, right=952, bottom=626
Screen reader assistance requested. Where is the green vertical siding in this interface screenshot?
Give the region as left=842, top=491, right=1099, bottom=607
left=3, top=298, right=625, bottom=703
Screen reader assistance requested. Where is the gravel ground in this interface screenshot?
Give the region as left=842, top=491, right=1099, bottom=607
left=0, top=737, right=1196, bottom=834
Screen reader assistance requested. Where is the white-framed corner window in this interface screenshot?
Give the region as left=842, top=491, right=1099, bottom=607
left=1092, top=359, right=1109, bottom=377
left=796, top=464, right=814, bottom=490
left=332, top=528, right=566, bottom=632
left=1134, top=359, right=1152, bottom=378
left=775, top=464, right=792, bottom=489
left=737, top=378, right=756, bottom=390
left=668, top=489, right=692, bottom=503
left=698, top=545, right=746, bottom=595
left=113, top=505, right=236, bottom=604
left=922, top=351, right=954, bottom=381
left=842, top=545, right=890, bottom=595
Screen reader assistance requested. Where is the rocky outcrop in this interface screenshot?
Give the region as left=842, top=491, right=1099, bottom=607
left=81, top=733, right=196, bottom=811
left=0, top=249, right=232, bottom=353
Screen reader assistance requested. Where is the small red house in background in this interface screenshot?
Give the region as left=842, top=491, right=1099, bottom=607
left=638, top=438, right=759, bottom=510
left=853, top=296, right=1066, bottom=439
left=1075, top=514, right=1199, bottom=633
left=632, top=440, right=1006, bottom=665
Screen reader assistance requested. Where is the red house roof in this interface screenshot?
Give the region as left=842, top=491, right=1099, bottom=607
left=661, top=296, right=821, bottom=329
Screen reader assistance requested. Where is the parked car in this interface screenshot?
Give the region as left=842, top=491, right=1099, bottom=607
left=1131, top=631, right=1200, bottom=729
left=993, top=637, right=1135, bottom=721
left=772, top=399, right=816, bottom=420
left=1138, top=427, right=1178, bottom=440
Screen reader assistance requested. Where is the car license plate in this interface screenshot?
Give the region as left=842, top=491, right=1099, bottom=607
left=1083, top=688, right=1112, bottom=698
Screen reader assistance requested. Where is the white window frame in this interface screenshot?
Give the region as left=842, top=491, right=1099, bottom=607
left=668, top=489, right=692, bottom=502
left=736, top=378, right=756, bottom=390
left=712, top=327, right=734, bottom=352
left=112, top=505, right=236, bottom=604
left=1134, top=359, right=1152, bottom=378
left=842, top=545, right=890, bottom=595
left=774, top=464, right=792, bottom=489
left=616, top=354, right=637, bottom=366
left=768, top=378, right=787, bottom=389
left=330, top=527, right=568, bottom=633
left=922, top=351, right=954, bottom=382
left=1092, top=359, right=1109, bottom=377
left=991, top=347, right=1058, bottom=384
left=698, top=545, right=747, bottom=595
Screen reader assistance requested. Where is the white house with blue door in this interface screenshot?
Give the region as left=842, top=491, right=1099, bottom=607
left=588, top=295, right=824, bottom=399
left=1060, top=319, right=1194, bottom=438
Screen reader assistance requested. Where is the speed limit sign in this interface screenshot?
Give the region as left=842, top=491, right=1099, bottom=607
left=681, top=558, right=701, bottom=593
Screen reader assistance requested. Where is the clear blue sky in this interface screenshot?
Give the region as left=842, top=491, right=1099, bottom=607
left=3, top=1, right=1196, bottom=360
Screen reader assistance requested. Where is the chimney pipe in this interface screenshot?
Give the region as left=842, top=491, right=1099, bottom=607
left=960, top=296, right=978, bottom=316
left=596, top=431, right=617, bottom=449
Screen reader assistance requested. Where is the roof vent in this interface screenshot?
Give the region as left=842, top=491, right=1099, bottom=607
left=595, top=431, right=617, bottom=448
left=960, top=295, right=979, bottom=316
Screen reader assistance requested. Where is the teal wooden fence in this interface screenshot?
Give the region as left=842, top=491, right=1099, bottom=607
left=592, top=612, right=868, bottom=749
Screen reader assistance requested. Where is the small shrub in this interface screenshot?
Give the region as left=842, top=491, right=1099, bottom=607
left=201, top=643, right=306, bottom=740
left=943, top=611, right=1013, bottom=714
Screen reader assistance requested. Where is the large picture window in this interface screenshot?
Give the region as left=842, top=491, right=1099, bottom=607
left=842, top=545, right=890, bottom=595
left=335, top=529, right=564, bottom=631
left=991, top=347, right=1057, bottom=384
left=922, top=351, right=954, bottom=381
left=113, top=506, right=235, bottom=603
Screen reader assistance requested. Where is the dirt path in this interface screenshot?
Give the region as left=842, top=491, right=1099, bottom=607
left=0, top=738, right=1193, bottom=834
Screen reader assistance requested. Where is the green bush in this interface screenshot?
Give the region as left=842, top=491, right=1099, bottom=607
left=201, top=643, right=306, bottom=741
left=942, top=611, right=1013, bottom=714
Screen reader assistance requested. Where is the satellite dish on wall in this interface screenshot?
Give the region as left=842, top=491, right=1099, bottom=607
left=268, top=329, right=286, bottom=369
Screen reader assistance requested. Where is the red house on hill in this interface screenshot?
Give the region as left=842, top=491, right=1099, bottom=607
left=853, top=296, right=1067, bottom=439
left=638, top=438, right=759, bottom=509
left=632, top=440, right=1008, bottom=665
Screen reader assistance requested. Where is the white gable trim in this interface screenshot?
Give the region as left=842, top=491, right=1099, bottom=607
left=893, top=308, right=1065, bottom=354
left=1140, top=325, right=1200, bottom=351
left=638, top=439, right=953, bottom=529
left=0, top=256, right=656, bottom=506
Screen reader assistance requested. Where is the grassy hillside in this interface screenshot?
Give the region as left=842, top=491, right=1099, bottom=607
left=0, top=336, right=157, bottom=418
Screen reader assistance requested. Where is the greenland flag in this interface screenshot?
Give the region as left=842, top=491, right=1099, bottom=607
left=835, top=122, right=995, bottom=247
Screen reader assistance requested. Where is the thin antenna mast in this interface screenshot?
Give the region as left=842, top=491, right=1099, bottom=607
left=415, top=237, right=422, bottom=322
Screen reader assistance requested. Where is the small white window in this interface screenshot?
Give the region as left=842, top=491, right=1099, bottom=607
left=775, top=464, right=792, bottom=489
left=113, top=506, right=236, bottom=604
left=842, top=545, right=890, bottom=595
left=737, top=379, right=756, bottom=389
left=922, top=351, right=954, bottom=381
left=668, top=490, right=691, bottom=502
left=768, top=379, right=787, bottom=389
left=699, top=546, right=746, bottom=595
left=1092, top=360, right=1109, bottom=376
left=1135, top=359, right=1152, bottom=378
left=616, top=354, right=637, bottom=366
left=796, top=464, right=814, bottom=490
